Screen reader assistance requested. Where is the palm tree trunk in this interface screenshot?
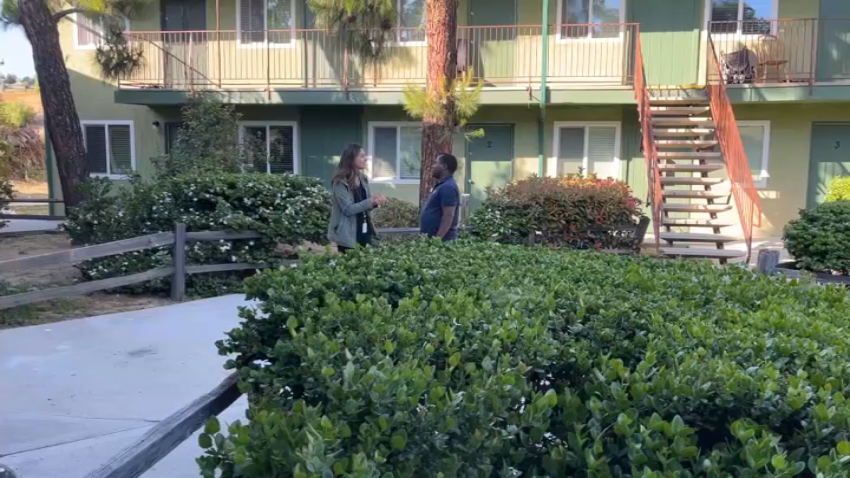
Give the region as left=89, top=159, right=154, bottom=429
left=419, top=0, right=458, bottom=205
left=18, top=0, right=88, bottom=208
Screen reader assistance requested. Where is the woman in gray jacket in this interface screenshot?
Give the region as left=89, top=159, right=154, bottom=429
left=327, top=143, right=386, bottom=252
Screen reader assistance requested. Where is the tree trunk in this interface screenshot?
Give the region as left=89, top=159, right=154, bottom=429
left=19, top=0, right=88, bottom=208
left=419, top=0, right=459, bottom=205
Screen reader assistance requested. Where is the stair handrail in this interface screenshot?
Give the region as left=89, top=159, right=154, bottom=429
left=633, top=34, right=662, bottom=253
left=707, top=37, right=763, bottom=261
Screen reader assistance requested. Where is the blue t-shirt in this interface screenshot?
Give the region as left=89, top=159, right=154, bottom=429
left=420, top=176, right=460, bottom=241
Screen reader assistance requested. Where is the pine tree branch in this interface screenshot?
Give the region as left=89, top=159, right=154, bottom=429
left=53, top=7, right=87, bottom=21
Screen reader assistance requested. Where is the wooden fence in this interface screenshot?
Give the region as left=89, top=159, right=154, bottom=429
left=0, top=224, right=419, bottom=311
left=0, top=198, right=65, bottom=221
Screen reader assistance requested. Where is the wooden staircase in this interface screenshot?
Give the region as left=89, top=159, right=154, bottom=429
left=648, top=91, right=745, bottom=263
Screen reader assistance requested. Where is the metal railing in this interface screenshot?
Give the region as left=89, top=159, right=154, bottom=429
left=708, top=37, right=762, bottom=260
left=119, top=24, right=639, bottom=91
left=633, top=34, right=661, bottom=253
left=708, top=18, right=850, bottom=86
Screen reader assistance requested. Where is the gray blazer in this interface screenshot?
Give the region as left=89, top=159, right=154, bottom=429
left=327, top=174, right=374, bottom=249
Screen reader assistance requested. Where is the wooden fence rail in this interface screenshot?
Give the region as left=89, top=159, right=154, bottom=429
left=0, top=224, right=420, bottom=311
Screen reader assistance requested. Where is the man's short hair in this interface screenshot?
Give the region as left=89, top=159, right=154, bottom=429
left=438, top=153, right=458, bottom=174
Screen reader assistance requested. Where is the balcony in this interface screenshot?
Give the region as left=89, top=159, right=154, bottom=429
left=708, top=19, right=850, bottom=86
left=118, top=24, right=639, bottom=94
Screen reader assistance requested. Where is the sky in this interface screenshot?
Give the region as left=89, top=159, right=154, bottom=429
left=0, top=28, right=36, bottom=77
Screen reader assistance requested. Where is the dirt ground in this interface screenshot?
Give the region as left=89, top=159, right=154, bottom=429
left=0, top=233, right=173, bottom=328
left=10, top=180, right=49, bottom=200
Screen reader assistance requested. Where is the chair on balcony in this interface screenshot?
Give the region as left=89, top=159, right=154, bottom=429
left=755, top=34, right=790, bottom=83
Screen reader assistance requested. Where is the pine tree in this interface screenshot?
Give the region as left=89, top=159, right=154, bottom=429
left=1, top=0, right=146, bottom=208
left=308, top=0, right=398, bottom=65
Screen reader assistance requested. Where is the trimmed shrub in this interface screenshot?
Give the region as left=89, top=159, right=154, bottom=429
left=371, top=197, right=419, bottom=228
left=470, top=175, right=645, bottom=250
left=825, top=177, right=850, bottom=203
left=200, top=241, right=850, bottom=477
left=784, top=200, right=850, bottom=274
left=65, top=173, right=330, bottom=296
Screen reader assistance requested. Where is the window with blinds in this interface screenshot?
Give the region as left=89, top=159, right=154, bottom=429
left=239, top=0, right=293, bottom=44
left=240, top=123, right=297, bottom=174
left=737, top=121, right=770, bottom=187
left=555, top=123, right=620, bottom=179
left=82, top=122, right=135, bottom=177
left=370, top=123, right=422, bottom=182
left=558, top=0, right=624, bottom=39
left=75, top=13, right=127, bottom=49
left=398, top=0, right=426, bottom=42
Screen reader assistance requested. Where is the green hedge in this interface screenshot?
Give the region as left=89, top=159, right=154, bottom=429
left=784, top=200, right=850, bottom=274
left=200, top=241, right=850, bottom=477
left=65, top=173, right=330, bottom=296
left=0, top=177, right=11, bottom=229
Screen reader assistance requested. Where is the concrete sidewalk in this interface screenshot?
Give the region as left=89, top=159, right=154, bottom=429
left=0, top=295, right=251, bottom=478
left=0, top=219, right=64, bottom=235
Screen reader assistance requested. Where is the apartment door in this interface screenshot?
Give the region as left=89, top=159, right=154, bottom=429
left=161, top=0, right=207, bottom=88
left=807, top=123, right=850, bottom=208
left=465, top=124, right=514, bottom=212
left=632, top=0, right=701, bottom=86
left=817, top=0, right=850, bottom=82
left=468, top=0, right=517, bottom=85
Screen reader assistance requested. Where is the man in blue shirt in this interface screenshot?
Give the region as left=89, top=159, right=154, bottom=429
left=420, top=153, right=460, bottom=241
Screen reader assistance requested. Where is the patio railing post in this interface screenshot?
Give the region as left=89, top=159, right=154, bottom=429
left=171, top=223, right=187, bottom=301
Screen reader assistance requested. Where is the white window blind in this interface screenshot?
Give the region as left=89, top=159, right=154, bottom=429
left=555, top=123, right=620, bottom=179
left=83, top=122, right=135, bottom=177
left=369, top=123, right=422, bottom=182
left=738, top=121, right=770, bottom=187
left=75, top=13, right=128, bottom=49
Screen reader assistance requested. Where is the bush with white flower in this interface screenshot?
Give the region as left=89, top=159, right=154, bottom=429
left=0, top=177, right=13, bottom=230
left=65, top=172, right=331, bottom=296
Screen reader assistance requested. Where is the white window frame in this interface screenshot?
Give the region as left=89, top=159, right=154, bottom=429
left=738, top=120, right=770, bottom=189
left=704, top=0, right=778, bottom=38
left=555, top=0, right=627, bottom=43
left=81, top=120, right=136, bottom=179
left=367, top=121, right=422, bottom=185
left=238, top=121, right=301, bottom=174
left=236, top=0, right=297, bottom=49
left=73, top=13, right=131, bottom=51
left=394, top=0, right=427, bottom=46
left=549, top=121, right=622, bottom=179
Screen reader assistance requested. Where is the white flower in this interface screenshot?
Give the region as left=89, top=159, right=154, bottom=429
left=253, top=359, right=271, bottom=368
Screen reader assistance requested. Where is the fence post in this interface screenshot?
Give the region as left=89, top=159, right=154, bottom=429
left=756, top=249, right=781, bottom=274
left=171, top=223, right=187, bottom=301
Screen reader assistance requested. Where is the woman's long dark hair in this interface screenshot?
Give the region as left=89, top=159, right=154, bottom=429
left=332, top=143, right=363, bottom=189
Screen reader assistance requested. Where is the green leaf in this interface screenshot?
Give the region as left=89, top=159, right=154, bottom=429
left=448, top=352, right=461, bottom=368
left=204, top=417, right=220, bottom=435
left=772, top=454, right=787, bottom=470
left=198, top=433, right=213, bottom=449
left=391, top=430, right=408, bottom=451
left=838, top=441, right=850, bottom=456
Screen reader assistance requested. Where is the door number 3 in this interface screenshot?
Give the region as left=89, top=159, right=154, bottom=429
left=836, top=141, right=842, bottom=149
left=486, top=140, right=493, bottom=148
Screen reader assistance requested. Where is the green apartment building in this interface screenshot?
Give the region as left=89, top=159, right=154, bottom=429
left=53, top=0, right=850, bottom=259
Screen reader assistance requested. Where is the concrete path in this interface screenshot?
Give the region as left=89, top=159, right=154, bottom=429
left=0, top=295, right=251, bottom=478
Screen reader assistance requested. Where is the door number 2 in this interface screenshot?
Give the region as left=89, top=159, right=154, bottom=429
left=836, top=141, right=842, bottom=149
left=486, top=140, right=493, bottom=148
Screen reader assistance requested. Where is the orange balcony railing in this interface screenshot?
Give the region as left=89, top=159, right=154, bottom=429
left=708, top=36, right=763, bottom=260
left=633, top=33, right=661, bottom=252
left=708, top=18, right=850, bottom=86
left=118, top=24, right=639, bottom=91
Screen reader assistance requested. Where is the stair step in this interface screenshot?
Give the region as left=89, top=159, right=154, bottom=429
left=650, top=106, right=711, bottom=115
left=654, top=128, right=715, bottom=137
left=652, top=117, right=715, bottom=127
left=662, top=218, right=735, bottom=228
left=663, top=204, right=733, bottom=213
left=658, top=164, right=724, bottom=173
left=660, top=247, right=747, bottom=259
left=660, top=232, right=738, bottom=243
left=657, top=151, right=722, bottom=159
left=660, top=177, right=726, bottom=186
left=655, top=139, right=719, bottom=149
left=663, top=189, right=731, bottom=199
